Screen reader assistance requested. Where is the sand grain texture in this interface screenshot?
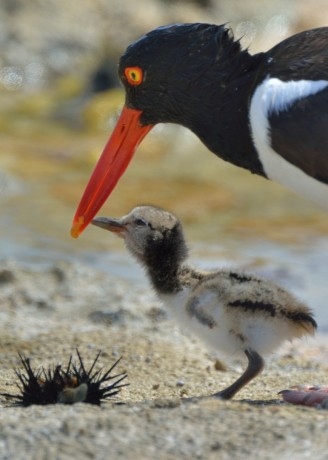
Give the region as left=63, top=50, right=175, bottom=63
left=0, top=261, right=327, bottom=460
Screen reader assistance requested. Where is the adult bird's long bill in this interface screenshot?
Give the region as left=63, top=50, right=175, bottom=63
left=71, top=106, right=153, bottom=238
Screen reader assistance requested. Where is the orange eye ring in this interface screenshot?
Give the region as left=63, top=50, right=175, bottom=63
left=124, top=66, right=143, bottom=86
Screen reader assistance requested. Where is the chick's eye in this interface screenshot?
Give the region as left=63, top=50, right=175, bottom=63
left=135, top=218, right=147, bottom=226
left=124, top=66, right=143, bottom=86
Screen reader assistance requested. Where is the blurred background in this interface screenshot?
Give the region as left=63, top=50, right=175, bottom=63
left=1, top=0, right=328, bottom=329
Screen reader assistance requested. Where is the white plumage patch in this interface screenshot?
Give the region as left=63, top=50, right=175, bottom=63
left=159, top=284, right=306, bottom=363
left=252, top=78, right=328, bottom=116
left=249, top=77, right=328, bottom=210
left=160, top=289, right=242, bottom=361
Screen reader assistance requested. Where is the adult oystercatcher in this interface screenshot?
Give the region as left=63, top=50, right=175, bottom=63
left=71, top=23, right=328, bottom=237
left=91, top=205, right=316, bottom=400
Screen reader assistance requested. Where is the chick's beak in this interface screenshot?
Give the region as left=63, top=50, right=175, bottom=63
left=91, top=217, right=126, bottom=236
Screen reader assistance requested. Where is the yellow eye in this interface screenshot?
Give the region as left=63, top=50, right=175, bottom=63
left=124, top=66, right=143, bottom=86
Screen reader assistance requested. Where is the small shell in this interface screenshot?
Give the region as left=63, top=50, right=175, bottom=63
left=58, top=383, right=88, bottom=404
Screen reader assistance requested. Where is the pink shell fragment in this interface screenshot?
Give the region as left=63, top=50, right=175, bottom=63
left=279, top=385, right=328, bottom=407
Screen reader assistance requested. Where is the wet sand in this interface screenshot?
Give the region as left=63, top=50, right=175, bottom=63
left=0, top=260, right=327, bottom=460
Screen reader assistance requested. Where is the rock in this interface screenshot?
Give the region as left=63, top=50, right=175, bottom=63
left=0, top=269, right=15, bottom=284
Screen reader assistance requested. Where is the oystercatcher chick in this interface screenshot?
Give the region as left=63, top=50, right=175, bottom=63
left=92, top=206, right=316, bottom=400
left=72, top=24, right=328, bottom=237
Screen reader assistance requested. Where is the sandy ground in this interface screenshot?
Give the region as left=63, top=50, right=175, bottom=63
left=0, top=260, right=327, bottom=460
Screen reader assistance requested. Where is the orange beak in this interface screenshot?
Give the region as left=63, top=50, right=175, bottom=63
left=71, top=105, right=153, bottom=238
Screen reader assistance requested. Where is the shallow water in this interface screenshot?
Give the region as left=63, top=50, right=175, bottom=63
left=1, top=95, right=328, bottom=331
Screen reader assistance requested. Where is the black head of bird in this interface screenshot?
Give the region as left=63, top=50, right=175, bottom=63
left=72, top=24, right=328, bottom=237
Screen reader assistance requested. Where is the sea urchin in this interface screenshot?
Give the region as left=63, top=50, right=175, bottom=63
left=1, top=349, right=128, bottom=406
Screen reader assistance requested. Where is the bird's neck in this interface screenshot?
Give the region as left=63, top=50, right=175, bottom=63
left=140, top=226, right=193, bottom=294
left=187, top=51, right=267, bottom=176
left=146, top=261, right=181, bottom=294
left=146, top=261, right=203, bottom=295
